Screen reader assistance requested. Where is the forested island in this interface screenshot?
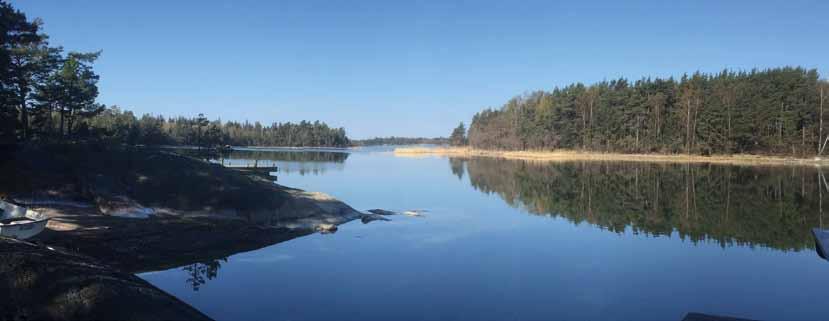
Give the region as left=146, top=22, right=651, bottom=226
left=463, top=68, right=829, bottom=157
left=91, top=109, right=351, bottom=148
left=352, top=136, right=449, bottom=146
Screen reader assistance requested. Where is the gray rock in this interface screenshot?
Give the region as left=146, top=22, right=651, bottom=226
left=315, top=223, right=338, bottom=234
left=361, top=213, right=391, bottom=224
left=367, top=209, right=397, bottom=216
left=403, top=210, right=425, bottom=217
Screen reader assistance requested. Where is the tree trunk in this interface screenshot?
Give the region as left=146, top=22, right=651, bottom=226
left=779, top=101, right=784, bottom=143
left=18, top=85, right=29, bottom=140
left=821, top=87, right=825, bottom=155
left=635, top=115, right=640, bottom=151
left=19, top=103, right=28, bottom=140
left=727, top=100, right=732, bottom=153
left=59, top=107, right=65, bottom=139
left=686, top=98, right=692, bottom=153
left=67, top=109, right=74, bottom=137
left=589, top=99, right=594, bottom=149
left=691, top=97, right=700, bottom=151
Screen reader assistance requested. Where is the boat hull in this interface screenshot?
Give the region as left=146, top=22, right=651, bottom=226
left=0, top=219, right=49, bottom=239
left=0, top=200, right=49, bottom=240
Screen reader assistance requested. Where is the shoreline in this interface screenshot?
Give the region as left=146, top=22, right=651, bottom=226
left=394, top=147, right=829, bottom=166
left=0, top=144, right=363, bottom=320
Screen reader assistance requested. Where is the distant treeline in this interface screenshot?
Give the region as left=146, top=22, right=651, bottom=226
left=90, top=108, right=350, bottom=147
left=0, top=1, right=349, bottom=148
left=466, top=67, right=829, bottom=156
left=352, top=136, right=448, bottom=146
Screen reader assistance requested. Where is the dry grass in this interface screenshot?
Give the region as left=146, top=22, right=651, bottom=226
left=394, top=147, right=829, bottom=166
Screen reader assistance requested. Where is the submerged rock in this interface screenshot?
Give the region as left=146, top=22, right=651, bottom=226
left=361, top=213, right=391, bottom=224
left=403, top=210, right=425, bottom=217
left=367, top=209, right=397, bottom=216
left=315, top=223, right=338, bottom=234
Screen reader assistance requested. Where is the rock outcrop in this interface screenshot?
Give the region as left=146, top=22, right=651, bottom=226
left=0, top=238, right=210, bottom=321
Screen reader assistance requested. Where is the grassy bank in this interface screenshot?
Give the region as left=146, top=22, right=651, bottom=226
left=394, top=146, right=829, bottom=166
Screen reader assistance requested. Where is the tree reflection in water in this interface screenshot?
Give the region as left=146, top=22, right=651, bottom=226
left=217, top=150, right=349, bottom=176
left=454, top=157, right=827, bottom=252
left=182, top=258, right=228, bottom=291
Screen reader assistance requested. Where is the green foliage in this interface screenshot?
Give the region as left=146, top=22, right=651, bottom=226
left=0, top=1, right=350, bottom=148
left=0, top=0, right=104, bottom=142
left=353, top=136, right=449, bottom=146
left=219, top=120, right=349, bottom=147
left=449, top=122, right=467, bottom=146
left=469, top=68, right=828, bottom=156
left=0, top=1, right=43, bottom=143
left=85, top=108, right=350, bottom=147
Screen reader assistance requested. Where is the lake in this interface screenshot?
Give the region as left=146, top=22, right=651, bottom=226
left=140, top=147, right=829, bottom=321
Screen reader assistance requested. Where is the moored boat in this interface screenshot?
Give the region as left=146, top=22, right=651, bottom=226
left=0, top=200, right=49, bottom=239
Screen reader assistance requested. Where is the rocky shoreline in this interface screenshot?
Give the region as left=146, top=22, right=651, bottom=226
left=0, top=145, right=365, bottom=320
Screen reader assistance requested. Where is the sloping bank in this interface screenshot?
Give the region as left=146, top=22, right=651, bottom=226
left=0, top=144, right=363, bottom=320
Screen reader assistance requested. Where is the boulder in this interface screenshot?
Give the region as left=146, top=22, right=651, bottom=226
left=315, top=223, right=338, bottom=234
left=403, top=210, right=425, bottom=217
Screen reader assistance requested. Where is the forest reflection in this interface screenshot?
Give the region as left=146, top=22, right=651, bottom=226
left=454, top=157, right=828, bottom=252
left=216, top=150, right=349, bottom=175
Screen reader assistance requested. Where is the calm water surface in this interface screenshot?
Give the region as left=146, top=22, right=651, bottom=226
left=140, top=148, right=829, bottom=321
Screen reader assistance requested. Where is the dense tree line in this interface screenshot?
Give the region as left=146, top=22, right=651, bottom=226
left=449, top=122, right=467, bottom=146
left=352, top=136, right=449, bottom=146
left=467, top=68, right=829, bottom=156
left=0, top=1, right=349, bottom=148
left=1, top=2, right=102, bottom=144
left=89, top=107, right=350, bottom=147
left=457, top=157, right=825, bottom=251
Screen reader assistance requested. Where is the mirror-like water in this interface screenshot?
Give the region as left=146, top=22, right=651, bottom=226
left=140, top=149, right=829, bottom=321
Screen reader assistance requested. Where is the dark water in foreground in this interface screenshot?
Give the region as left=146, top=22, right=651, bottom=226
left=141, top=148, right=829, bottom=321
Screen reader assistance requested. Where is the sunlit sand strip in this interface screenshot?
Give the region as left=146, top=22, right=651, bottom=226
left=394, top=147, right=829, bottom=166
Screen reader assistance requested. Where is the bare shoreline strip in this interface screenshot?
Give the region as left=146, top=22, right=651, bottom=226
left=394, top=147, right=829, bottom=166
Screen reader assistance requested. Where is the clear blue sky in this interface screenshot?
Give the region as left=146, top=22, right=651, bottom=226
left=10, top=0, right=829, bottom=139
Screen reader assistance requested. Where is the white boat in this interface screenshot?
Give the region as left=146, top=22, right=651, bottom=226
left=0, top=200, right=49, bottom=239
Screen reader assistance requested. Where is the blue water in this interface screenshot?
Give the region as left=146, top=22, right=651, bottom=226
left=140, top=149, right=829, bottom=321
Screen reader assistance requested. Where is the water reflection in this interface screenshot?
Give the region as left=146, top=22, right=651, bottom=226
left=173, top=148, right=351, bottom=175
left=455, top=157, right=825, bottom=251
left=449, top=157, right=465, bottom=180
left=182, top=258, right=228, bottom=291
left=220, top=150, right=349, bottom=176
